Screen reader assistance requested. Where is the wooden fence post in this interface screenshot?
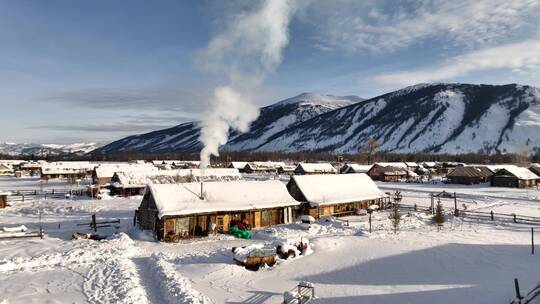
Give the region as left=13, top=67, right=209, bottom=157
left=513, top=214, right=517, bottom=223
left=514, top=278, right=523, bottom=302
left=490, top=211, right=494, bottom=221
left=454, top=192, right=459, bottom=217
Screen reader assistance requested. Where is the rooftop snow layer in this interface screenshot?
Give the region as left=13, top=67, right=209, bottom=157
left=291, top=173, right=386, bottom=207
left=149, top=180, right=300, bottom=218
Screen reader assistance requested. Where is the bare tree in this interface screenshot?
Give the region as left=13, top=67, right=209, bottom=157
left=360, top=138, right=380, bottom=165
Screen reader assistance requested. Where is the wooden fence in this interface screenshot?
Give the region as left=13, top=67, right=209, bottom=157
left=4, top=188, right=87, bottom=202
left=398, top=203, right=540, bottom=225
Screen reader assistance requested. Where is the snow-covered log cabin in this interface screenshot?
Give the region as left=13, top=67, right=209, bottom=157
left=294, top=163, right=336, bottom=175
left=111, top=168, right=242, bottom=196
left=286, top=174, right=387, bottom=218
left=490, top=166, right=539, bottom=188
left=136, top=180, right=299, bottom=241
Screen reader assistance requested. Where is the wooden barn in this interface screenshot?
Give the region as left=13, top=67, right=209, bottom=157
left=111, top=168, right=242, bottom=196
left=137, top=180, right=299, bottom=241
left=294, top=163, right=336, bottom=175
left=446, top=166, right=493, bottom=185
left=367, top=163, right=408, bottom=181
left=491, top=166, right=539, bottom=188
left=286, top=174, right=386, bottom=219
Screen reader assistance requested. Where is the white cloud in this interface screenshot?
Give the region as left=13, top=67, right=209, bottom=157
left=306, top=0, right=540, bottom=53
left=372, top=40, right=540, bottom=86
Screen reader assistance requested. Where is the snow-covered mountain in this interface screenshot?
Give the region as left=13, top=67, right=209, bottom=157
left=93, top=93, right=358, bottom=154
left=0, top=142, right=98, bottom=156
left=95, top=83, right=540, bottom=155
left=256, top=83, right=540, bottom=154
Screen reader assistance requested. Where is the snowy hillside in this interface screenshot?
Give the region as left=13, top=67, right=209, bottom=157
left=94, top=93, right=358, bottom=154
left=0, top=142, right=98, bottom=156
left=256, top=83, right=540, bottom=154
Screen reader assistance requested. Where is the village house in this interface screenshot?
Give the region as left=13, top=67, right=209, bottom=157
left=111, top=168, right=243, bottom=196
left=294, top=163, right=336, bottom=175
left=92, top=163, right=158, bottom=186
left=340, top=164, right=373, bottom=174
left=136, top=180, right=299, bottom=241
left=18, top=161, right=42, bottom=176
left=367, top=163, right=408, bottom=181
left=243, top=161, right=285, bottom=174
left=446, top=166, right=493, bottom=185
left=287, top=173, right=386, bottom=218
left=40, top=162, right=95, bottom=181
left=404, top=162, right=418, bottom=172
left=277, top=164, right=296, bottom=175
left=153, top=160, right=200, bottom=170
left=490, top=165, right=539, bottom=188
left=227, top=161, right=248, bottom=173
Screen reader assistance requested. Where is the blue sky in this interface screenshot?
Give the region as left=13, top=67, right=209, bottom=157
left=1, top=0, right=540, bottom=144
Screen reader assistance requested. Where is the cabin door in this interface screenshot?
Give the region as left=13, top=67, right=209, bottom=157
left=195, top=215, right=208, bottom=236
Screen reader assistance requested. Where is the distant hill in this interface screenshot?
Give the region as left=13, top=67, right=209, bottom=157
left=92, top=93, right=359, bottom=154
left=0, top=142, right=98, bottom=156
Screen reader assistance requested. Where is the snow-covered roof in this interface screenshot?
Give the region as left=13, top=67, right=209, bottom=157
left=447, top=166, right=493, bottom=177
left=343, top=164, right=372, bottom=173
left=229, top=161, right=248, bottom=169
left=246, top=161, right=286, bottom=169
left=114, top=168, right=242, bottom=188
left=0, top=163, right=13, bottom=171
left=421, top=162, right=438, bottom=168
left=94, top=163, right=158, bottom=179
left=40, top=162, right=95, bottom=175
left=404, top=162, right=418, bottom=167
left=296, top=163, right=336, bottom=174
left=147, top=180, right=300, bottom=218
left=491, top=165, right=539, bottom=180
left=375, top=162, right=408, bottom=169
left=290, top=173, right=385, bottom=207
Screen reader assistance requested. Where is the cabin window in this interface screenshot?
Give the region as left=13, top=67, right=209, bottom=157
left=262, top=210, right=273, bottom=222
left=174, top=218, right=190, bottom=237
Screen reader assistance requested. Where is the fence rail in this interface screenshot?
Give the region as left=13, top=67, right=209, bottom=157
left=398, top=203, right=540, bottom=225
left=3, top=188, right=87, bottom=202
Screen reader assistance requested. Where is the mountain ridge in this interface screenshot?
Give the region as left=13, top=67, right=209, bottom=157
left=94, top=83, right=540, bottom=155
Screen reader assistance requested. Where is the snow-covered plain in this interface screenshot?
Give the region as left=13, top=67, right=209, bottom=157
left=1, top=176, right=540, bottom=304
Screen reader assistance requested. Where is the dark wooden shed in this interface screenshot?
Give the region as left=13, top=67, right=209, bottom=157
left=446, top=166, right=493, bottom=185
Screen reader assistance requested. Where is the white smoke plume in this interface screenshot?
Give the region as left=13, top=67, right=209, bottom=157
left=198, top=0, right=298, bottom=168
